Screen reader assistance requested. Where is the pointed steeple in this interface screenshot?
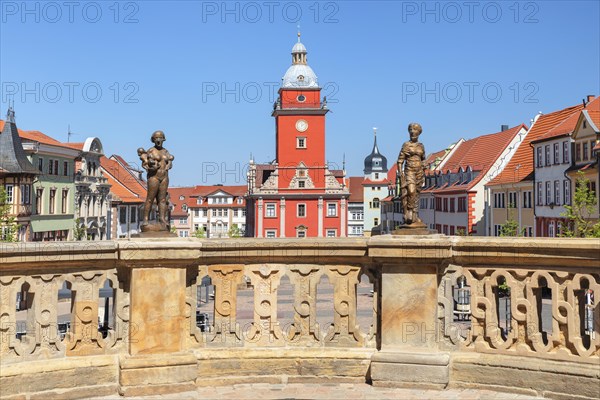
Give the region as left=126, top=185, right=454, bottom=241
left=0, top=107, right=39, bottom=175
left=363, top=127, right=388, bottom=175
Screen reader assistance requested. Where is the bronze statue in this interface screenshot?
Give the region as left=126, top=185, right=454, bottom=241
left=138, top=130, right=174, bottom=232
left=396, top=123, right=427, bottom=228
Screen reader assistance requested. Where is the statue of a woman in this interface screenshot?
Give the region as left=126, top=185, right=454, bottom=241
left=138, top=130, right=174, bottom=231
left=396, top=123, right=427, bottom=227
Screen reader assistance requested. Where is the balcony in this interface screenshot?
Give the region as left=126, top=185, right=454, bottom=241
left=0, top=237, right=598, bottom=399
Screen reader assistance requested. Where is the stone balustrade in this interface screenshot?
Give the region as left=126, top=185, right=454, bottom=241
left=0, top=236, right=598, bottom=399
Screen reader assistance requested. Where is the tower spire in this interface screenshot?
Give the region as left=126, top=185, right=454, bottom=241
left=373, top=127, right=378, bottom=149
left=6, top=103, right=16, bottom=123
left=297, top=25, right=301, bottom=42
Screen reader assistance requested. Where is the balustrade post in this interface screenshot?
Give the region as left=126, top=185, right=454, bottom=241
left=117, top=239, right=200, bottom=397
left=368, top=236, right=451, bottom=388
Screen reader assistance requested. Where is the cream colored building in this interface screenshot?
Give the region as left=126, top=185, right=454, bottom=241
left=566, top=98, right=599, bottom=226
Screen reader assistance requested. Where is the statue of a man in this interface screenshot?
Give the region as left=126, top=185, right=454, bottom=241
left=138, top=130, right=174, bottom=231
left=396, top=123, right=427, bottom=227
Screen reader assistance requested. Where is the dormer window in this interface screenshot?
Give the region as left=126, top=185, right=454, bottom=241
left=182, top=204, right=188, bottom=211
left=297, top=75, right=305, bottom=81
left=179, top=195, right=184, bottom=200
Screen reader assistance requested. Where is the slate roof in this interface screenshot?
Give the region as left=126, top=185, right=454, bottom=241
left=0, top=112, right=39, bottom=175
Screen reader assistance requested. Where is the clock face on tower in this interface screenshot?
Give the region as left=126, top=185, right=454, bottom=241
left=295, top=119, right=308, bottom=132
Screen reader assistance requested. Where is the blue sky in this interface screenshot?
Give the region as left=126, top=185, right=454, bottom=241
left=1, top=0, right=599, bottom=186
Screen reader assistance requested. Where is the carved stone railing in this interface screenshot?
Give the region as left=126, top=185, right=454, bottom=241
left=0, top=237, right=598, bottom=399
left=438, top=238, right=599, bottom=362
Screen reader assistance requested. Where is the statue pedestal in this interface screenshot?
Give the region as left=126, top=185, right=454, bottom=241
left=132, top=231, right=178, bottom=238
left=392, top=227, right=438, bottom=236
left=133, top=222, right=178, bottom=238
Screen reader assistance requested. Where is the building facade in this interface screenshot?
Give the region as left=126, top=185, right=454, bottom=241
left=566, top=96, right=599, bottom=229
left=246, top=35, right=349, bottom=238
left=169, top=185, right=247, bottom=239
left=68, top=138, right=111, bottom=240
left=486, top=103, right=592, bottom=237
left=531, top=100, right=588, bottom=237
left=19, top=126, right=79, bottom=241
left=347, top=176, right=364, bottom=237
left=101, top=155, right=146, bottom=239
left=420, top=125, right=527, bottom=235
left=0, top=109, right=38, bottom=242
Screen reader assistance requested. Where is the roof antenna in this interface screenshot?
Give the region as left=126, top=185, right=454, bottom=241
left=342, top=153, right=346, bottom=171
left=582, top=98, right=587, bottom=108
left=67, top=125, right=79, bottom=142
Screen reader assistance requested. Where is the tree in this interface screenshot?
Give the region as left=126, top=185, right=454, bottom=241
left=73, top=220, right=87, bottom=241
left=0, top=186, right=19, bottom=242
left=561, top=171, right=600, bottom=238
left=228, top=224, right=242, bottom=238
left=192, top=227, right=206, bottom=238
left=499, top=205, right=523, bottom=237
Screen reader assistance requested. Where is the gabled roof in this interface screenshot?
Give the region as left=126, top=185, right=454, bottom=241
left=0, top=114, right=39, bottom=175
left=573, top=96, right=600, bottom=137
left=348, top=176, right=364, bottom=203
left=100, top=156, right=146, bottom=204
left=424, top=149, right=446, bottom=169
left=490, top=101, right=593, bottom=186
left=431, top=125, right=524, bottom=192
left=530, top=103, right=587, bottom=144
left=203, top=185, right=247, bottom=197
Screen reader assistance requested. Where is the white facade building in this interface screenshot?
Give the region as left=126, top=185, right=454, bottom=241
left=362, top=130, right=389, bottom=236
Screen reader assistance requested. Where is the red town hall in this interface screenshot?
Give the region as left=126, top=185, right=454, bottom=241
left=246, top=34, right=349, bottom=238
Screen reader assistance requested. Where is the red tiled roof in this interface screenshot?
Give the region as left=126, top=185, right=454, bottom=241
left=169, top=186, right=198, bottom=217
left=431, top=125, right=524, bottom=192
left=587, top=110, right=600, bottom=130
left=531, top=104, right=587, bottom=144
left=1, top=120, right=84, bottom=152
left=386, top=166, right=397, bottom=183
left=579, top=96, right=600, bottom=133
left=490, top=102, right=590, bottom=186
left=62, top=142, right=85, bottom=150
left=202, top=185, right=247, bottom=197
left=445, top=125, right=523, bottom=173
left=100, top=156, right=146, bottom=203
left=424, top=149, right=446, bottom=169
left=348, top=176, right=364, bottom=202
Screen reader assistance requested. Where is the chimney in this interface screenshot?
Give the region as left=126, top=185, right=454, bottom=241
left=587, top=95, right=595, bottom=103
left=501, top=125, right=509, bottom=132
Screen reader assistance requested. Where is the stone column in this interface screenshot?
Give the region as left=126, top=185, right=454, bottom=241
left=257, top=198, right=263, bottom=238
left=369, top=235, right=451, bottom=388
left=317, top=197, right=323, bottom=237
left=340, top=198, right=347, bottom=237
left=280, top=197, right=286, bottom=238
